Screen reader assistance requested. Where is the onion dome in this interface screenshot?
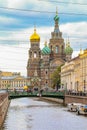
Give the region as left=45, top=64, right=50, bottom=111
left=30, top=27, right=40, bottom=42
left=23, top=86, right=28, bottom=90
left=54, top=7, right=59, bottom=22
left=42, top=41, right=51, bottom=55
left=64, top=39, right=73, bottom=55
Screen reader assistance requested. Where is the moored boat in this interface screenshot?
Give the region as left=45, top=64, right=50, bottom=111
left=67, top=103, right=82, bottom=112
left=77, top=105, right=87, bottom=115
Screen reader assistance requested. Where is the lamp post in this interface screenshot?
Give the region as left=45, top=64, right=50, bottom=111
left=84, top=80, right=85, bottom=92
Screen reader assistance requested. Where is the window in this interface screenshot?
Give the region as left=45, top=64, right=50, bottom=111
left=51, top=45, right=52, bottom=50
left=30, top=51, right=32, bottom=58
left=46, top=71, right=47, bottom=74
left=56, top=45, right=58, bottom=53
left=34, top=52, right=37, bottom=58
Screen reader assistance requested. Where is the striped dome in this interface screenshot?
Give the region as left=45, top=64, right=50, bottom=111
left=65, top=40, right=73, bottom=55
left=42, top=41, right=51, bottom=55
left=65, top=46, right=73, bottom=55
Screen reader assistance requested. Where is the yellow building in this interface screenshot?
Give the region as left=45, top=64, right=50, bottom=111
left=61, top=60, right=75, bottom=91
left=0, top=71, right=20, bottom=77
left=61, top=49, right=87, bottom=92
left=0, top=71, right=28, bottom=90
left=80, top=49, right=87, bottom=92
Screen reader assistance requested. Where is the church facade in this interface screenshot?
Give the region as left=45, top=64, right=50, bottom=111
left=27, top=10, right=73, bottom=89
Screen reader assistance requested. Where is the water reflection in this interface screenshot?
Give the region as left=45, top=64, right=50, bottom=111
left=2, top=98, right=87, bottom=130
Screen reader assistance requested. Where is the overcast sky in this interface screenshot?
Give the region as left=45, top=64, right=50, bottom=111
left=0, top=0, right=87, bottom=76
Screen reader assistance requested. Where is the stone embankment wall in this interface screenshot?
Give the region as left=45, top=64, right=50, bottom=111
left=40, top=97, right=64, bottom=104
left=64, top=95, right=87, bottom=105
left=0, top=93, right=10, bottom=128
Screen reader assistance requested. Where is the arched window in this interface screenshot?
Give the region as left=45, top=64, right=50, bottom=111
left=39, top=51, right=41, bottom=57
left=34, top=52, right=37, bottom=58
left=56, top=45, right=58, bottom=53
left=46, top=71, right=47, bottom=74
left=30, top=51, right=32, bottom=58
left=51, top=45, right=53, bottom=51
left=46, top=81, right=48, bottom=84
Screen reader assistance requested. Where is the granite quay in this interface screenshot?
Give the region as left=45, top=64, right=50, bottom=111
left=0, top=92, right=10, bottom=128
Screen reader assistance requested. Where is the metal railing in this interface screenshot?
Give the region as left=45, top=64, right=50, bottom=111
left=66, top=91, right=87, bottom=97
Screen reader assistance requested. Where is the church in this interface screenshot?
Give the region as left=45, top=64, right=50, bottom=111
left=27, top=10, right=73, bottom=90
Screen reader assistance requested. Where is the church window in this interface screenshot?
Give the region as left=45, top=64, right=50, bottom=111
left=56, top=33, right=58, bottom=37
left=30, top=52, right=32, bottom=58
left=51, top=45, right=53, bottom=50
left=61, top=45, right=64, bottom=54
left=56, top=45, right=58, bottom=53
left=46, top=71, right=47, bottom=74
left=46, top=81, right=48, bottom=84
left=34, top=52, right=37, bottom=58
left=39, top=51, right=41, bottom=57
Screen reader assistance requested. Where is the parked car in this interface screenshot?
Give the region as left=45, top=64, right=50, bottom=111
left=77, top=105, right=87, bottom=115
left=67, top=103, right=82, bottom=112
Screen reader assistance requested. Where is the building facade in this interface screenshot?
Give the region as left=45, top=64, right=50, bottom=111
left=27, top=10, right=73, bottom=89
left=0, top=71, right=28, bottom=89
left=80, top=49, right=87, bottom=92
left=61, top=49, right=87, bottom=92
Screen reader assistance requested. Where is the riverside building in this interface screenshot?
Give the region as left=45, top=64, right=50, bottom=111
left=61, top=49, right=87, bottom=92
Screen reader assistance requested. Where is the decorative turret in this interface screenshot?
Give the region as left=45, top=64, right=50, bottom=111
left=42, top=41, right=51, bottom=55
left=65, top=38, right=73, bottom=61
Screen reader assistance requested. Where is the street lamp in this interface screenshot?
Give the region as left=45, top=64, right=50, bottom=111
left=84, top=80, right=85, bottom=92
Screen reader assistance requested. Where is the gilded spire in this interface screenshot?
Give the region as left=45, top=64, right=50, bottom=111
left=67, top=37, right=70, bottom=47
left=34, top=24, right=36, bottom=33
left=79, top=44, right=83, bottom=55
left=44, top=41, right=47, bottom=47
left=56, top=6, right=58, bottom=15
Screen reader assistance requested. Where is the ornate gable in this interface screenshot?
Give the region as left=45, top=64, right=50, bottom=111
left=50, top=58, right=64, bottom=67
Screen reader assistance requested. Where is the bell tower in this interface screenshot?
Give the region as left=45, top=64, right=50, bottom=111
left=27, top=27, right=41, bottom=78
left=49, top=8, right=66, bottom=61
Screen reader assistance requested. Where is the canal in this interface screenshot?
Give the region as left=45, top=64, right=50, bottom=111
left=2, top=98, right=87, bottom=130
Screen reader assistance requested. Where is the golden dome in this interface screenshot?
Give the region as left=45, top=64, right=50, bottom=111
left=23, top=86, right=28, bottom=90
left=30, top=28, right=40, bottom=42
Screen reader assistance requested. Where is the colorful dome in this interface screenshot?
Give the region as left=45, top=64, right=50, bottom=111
left=42, top=41, right=51, bottom=55
left=23, top=86, right=28, bottom=90
left=54, top=8, right=59, bottom=22
left=65, top=40, right=73, bottom=55
left=30, top=28, right=40, bottom=42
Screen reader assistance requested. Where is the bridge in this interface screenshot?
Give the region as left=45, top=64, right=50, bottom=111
left=8, top=90, right=65, bottom=100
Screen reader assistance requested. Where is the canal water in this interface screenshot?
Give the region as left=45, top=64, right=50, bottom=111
left=2, top=98, right=87, bottom=130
